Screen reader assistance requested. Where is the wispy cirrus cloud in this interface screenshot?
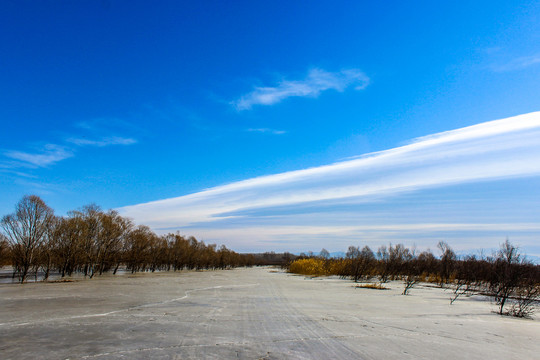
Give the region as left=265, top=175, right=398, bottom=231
left=4, top=144, right=74, bottom=168
left=246, top=128, right=287, bottom=135
left=489, top=53, right=540, bottom=72
left=2, top=131, right=137, bottom=169
left=232, top=68, right=369, bottom=110
left=118, top=112, right=540, bottom=253
left=66, top=136, right=137, bottom=147
left=0, top=169, right=37, bottom=178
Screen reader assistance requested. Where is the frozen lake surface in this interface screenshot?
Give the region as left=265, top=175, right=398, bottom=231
left=0, top=267, right=538, bottom=359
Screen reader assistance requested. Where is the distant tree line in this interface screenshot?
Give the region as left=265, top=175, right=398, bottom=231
left=0, top=195, right=257, bottom=283
left=248, top=251, right=296, bottom=266
left=288, top=241, right=540, bottom=318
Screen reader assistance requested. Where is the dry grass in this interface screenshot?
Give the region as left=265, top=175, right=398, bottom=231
left=288, top=258, right=350, bottom=276
left=289, top=258, right=329, bottom=276
left=355, top=283, right=389, bottom=290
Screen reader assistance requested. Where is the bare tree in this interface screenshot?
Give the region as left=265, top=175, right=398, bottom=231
left=376, top=245, right=390, bottom=283
left=388, top=243, right=408, bottom=280
left=402, top=275, right=419, bottom=295
left=148, top=235, right=168, bottom=272
left=319, top=248, right=330, bottom=260
left=71, top=204, right=102, bottom=278
left=39, top=216, right=59, bottom=280
left=449, top=280, right=474, bottom=304
left=1, top=195, right=54, bottom=283
left=0, top=233, right=9, bottom=267
left=125, top=225, right=154, bottom=273
left=437, top=241, right=456, bottom=286
left=359, top=246, right=375, bottom=278
left=490, top=239, right=523, bottom=315
left=53, top=216, right=85, bottom=277
left=449, top=255, right=479, bottom=304
left=508, top=277, right=539, bottom=318
left=402, top=247, right=419, bottom=295
left=346, top=246, right=361, bottom=282
left=95, top=210, right=132, bottom=275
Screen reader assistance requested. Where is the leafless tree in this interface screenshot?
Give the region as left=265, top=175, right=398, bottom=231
left=39, top=216, right=59, bottom=280
left=508, top=277, right=539, bottom=318
left=217, top=244, right=231, bottom=269
left=70, top=204, right=103, bottom=278
left=490, top=240, right=523, bottom=315
left=346, top=246, right=361, bottom=282
left=125, top=225, right=154, bottom=273
left=168, top=233, right=189, bottom=270
left=402, top=275, right=420, bottom=295
left=448, top=280, right=473, bottom=304
left=401, top=247, right=419, bottom=295
left=53, top=216, right=84, bottom=277
left=0, top=233, right=9, bottom=267
left=1, top=195, right=54, bottom=283
left=319, top=248, right=330, bottom=260
left=95, top=210, right=132, bottom=275
left=346, top=245, right=376, bottom=282
left=437, top=241, right=456, bottom=286
left=148, top=235, right=168, bottom=272
left=376, top=245, right=390, bottom=282
left=448, top=255, right=480, bottom=304
left=388, top=243, right=409, bottom=280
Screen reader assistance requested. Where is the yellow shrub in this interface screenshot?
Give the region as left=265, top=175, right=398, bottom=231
left=328, top=259, right=349, bottom=276
left=289, top=258, right=329, bottom=276
left=427, top=273, right=440, bottom=284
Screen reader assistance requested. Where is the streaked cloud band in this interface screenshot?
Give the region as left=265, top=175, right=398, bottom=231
left=119, top=111, right=540, bottom=245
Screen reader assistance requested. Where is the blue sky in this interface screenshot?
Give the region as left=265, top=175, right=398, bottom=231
left=1, top=1, right=540, bottom=256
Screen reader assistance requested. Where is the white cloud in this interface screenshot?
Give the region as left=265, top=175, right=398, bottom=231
left=4, top=144, right=74, bottom=168
left=172, top=223, right=540, bottom=252
left=0, top=169, right=37, bottom=178
left=118, top=112, right=540, bottom=253
left=66, top=136, right=137, bottom=147
left=232, top=68, right=369, bottom=110
left=3, top=133, right=137, bottom=170
left=490, top=53, right=540, bottom=72
left=246, top=128, right=287, bottom=135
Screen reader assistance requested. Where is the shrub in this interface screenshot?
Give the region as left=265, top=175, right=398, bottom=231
left=355, top=283, right=389, bottom=290
left=289, top=258, right=329, bottom=276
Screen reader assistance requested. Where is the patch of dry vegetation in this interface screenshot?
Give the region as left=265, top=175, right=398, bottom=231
left=288, top=258, right=349, bottom=276
left=355, top=283, right=389, bottom=290
left=288, top=241, right=540, bottom=318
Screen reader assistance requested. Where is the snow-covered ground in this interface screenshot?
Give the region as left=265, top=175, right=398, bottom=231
left=0, top=267, right=538, bottom=359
